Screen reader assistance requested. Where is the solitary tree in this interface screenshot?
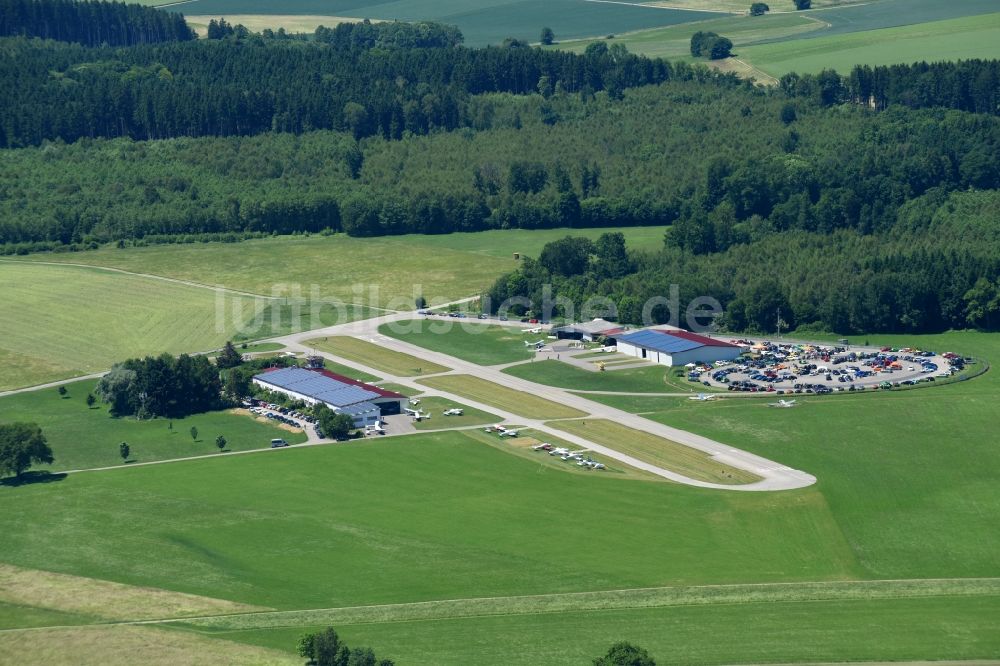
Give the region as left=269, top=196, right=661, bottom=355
left=750, top=2, right=770, bottom=16
left=540, top=26, right=555, bottom=45
left=593, top=641, right=656, bottom=666
left=215, top=435, right=227, bottom=452
left=0, top=423, right=54, bottom=479
left=119, top=442, right=130, bottom=462
left=86, top=393, right=96, bottom=409
left=190, top=426, right=198, bottom=442
left=57, top=386, right=67, bottom=397
left=215, top=341, right=243, bottom=369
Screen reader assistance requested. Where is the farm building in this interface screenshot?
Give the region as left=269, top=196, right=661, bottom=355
left=552, top=318, right=627, bottom=342
left=253, top=367, right=405, bottom=428
left=616, top=329, right=742, bottom=367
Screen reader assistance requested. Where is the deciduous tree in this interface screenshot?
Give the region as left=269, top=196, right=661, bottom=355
left=0, top=423, right=53, bottom=479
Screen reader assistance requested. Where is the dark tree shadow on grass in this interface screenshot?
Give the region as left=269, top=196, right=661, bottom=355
left=1, top=471, right=67, bottom=487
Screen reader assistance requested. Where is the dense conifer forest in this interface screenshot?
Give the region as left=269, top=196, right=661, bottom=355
left=0, top=0, right=194, bottom=47
left=1, top=11, right=998, bottom=335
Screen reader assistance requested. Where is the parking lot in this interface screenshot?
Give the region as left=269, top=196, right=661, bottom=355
left=691, top=339, right=968, bottom=395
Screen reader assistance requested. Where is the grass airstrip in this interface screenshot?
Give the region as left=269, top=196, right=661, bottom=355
left=379, top=321, right=534, bottom=365
left=305, top=336, right=449, bottom=377
left=417, top=374, right=585, bottom=419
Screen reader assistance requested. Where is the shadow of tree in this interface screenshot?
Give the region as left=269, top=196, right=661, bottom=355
left=1, top=471, right=68, bottom=487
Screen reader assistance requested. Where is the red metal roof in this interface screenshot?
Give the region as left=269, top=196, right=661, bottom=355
left=653, top=329, right=739, bottom=348
left=310, top=368, right=405, bottom=399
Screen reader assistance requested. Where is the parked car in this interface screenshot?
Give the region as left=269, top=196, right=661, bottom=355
left=270, top=438, right=289, bottom=448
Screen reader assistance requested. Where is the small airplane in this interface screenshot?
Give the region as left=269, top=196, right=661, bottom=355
left=531, top=442, right=553, bottom=451
left=442, top=408, right=464, bottom=416
left=405, top=407, right=429, bottom=419
left=688, top=393, right=716, bottom=402
left=524, top=340, right=545, bottom=349
left=523, top=327, right=542, bottom=334
left=499, top=429, right=519, bottom=438
left=769, top=399, right=797, bottom=408
left=364, top=423, right=386, bottom=435
left=408, top=398, right=421, bottom=405
left=549, top=447, right=569, bottom=456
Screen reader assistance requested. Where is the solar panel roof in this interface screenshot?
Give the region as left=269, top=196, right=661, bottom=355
left=618, top=330, right=704, bottom=354
left=255, top=367, right=381, bottom=407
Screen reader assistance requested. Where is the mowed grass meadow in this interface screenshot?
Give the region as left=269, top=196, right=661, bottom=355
left=379, top=320, right=535, bottom=365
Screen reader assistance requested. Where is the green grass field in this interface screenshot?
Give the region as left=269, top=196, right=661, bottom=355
left=15, top=227, right=667, bottom=308
left=305, top=336, right=449, bottom=376
left=503, top=359, right=677, bottom=392
left=379, top=320, right=534, bottom=365
left=0, top=431, right=859, bottom=610
left=740, top=12, right=1000, bottom=76
left=0, top=380, right=306, bottom=473
left=0, top=262, right=247, bottom=391
left=417, top=374, right=586, bottom=419
left=550, top=418, right=760, bottom=484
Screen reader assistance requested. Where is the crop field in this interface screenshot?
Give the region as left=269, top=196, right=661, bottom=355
left=379, top=321, right=534, bottom=365
left=305, top=336, right=449, bottom=376
left=163, top=0, right=718, bottom=46
left=417, top=374, right=585, bottom=419
left=741, top=12, right=1000, bottom=77
left=0, top=379, right=306, bottom=472
left=550, top=418, right=760, bottom=484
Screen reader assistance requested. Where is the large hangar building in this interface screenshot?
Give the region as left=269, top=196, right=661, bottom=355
left=616, top=329, right=742, bottom=367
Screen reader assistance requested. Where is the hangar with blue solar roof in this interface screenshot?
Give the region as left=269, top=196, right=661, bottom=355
left=252, top=367, right=405, bottom=428
left=616, top=329, right=743, bottom=367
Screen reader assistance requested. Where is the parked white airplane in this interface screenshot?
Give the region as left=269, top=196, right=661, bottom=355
left=524, top=340, right=545, bottom=349
left=769, top=399, right=797, bottom=408
left=442, top=408, right=463, bottom=416
left=523, top=327, right=542, bottom=334
left=688, top=393, right=716, bottom=401
left=499, top=429, right=519, bottom=438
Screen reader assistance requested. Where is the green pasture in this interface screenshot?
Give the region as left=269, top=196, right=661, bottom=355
left=741, top=12, right=1000, bottom=77
left=305, top=359, right=382, bottom=384
left=0, top=380, right=306, bottom=473
left=222, top=594, right=1000, bottom=665
left=0, top=430, right=859, bottom=612
left=304, top=336, right=449, bottom=376
left=379, top=320, right=534, bottom=365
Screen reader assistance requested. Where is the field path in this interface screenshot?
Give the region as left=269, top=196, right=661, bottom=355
left=274, top=312, right=816, bottom=492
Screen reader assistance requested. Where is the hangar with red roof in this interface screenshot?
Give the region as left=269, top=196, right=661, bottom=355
left=616, top=329, right=743, bottom=367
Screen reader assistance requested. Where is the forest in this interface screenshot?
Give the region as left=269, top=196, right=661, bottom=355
left=0, top=0, right=194, bottom=47
left=1, top=9, right=999, bottom=334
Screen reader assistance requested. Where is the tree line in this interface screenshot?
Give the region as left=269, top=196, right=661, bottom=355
left=96, top=353, right=222, bottom=419
left=0, top=0, right=194, bottom=47
left=486, top=189, right=1000, bottom=335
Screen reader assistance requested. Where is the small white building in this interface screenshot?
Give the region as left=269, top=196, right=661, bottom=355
left=253, top=367, right=405, bottom=428
left=616, top=329, right=742, bottom=367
